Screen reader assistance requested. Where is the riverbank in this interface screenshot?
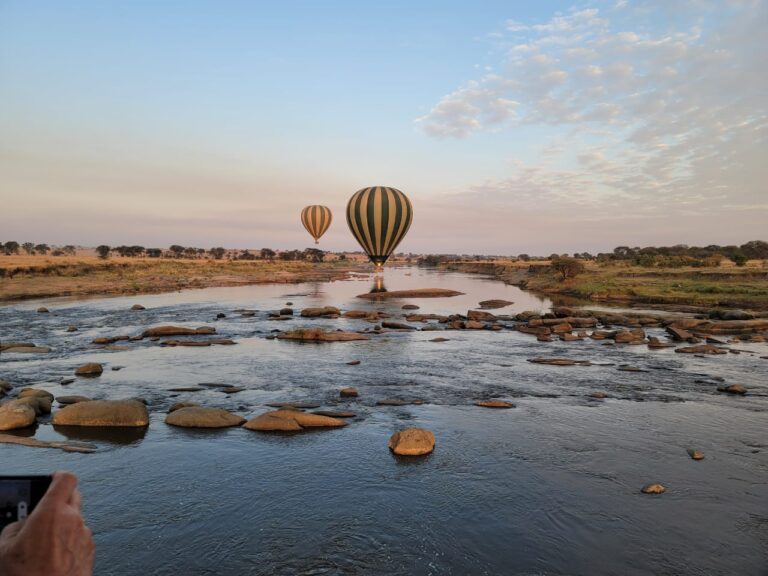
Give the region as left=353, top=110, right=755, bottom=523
left=440, top=260, right=768, bottom=312
left=0, top=256, right=362, bottom=302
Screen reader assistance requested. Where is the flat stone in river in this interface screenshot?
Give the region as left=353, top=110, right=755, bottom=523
left=52, top=400, right=149, bottom=427
left=357, top=288, right=464, bottom=300
left=165, top=407, right=245, bottom=428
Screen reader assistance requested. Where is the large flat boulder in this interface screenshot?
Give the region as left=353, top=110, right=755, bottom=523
left=75, top=363, right=103, bottom=377
left=165, top=407, right=245, bottom=428
left=142, top=326, right=216, bottom=338
left=0, top=403, right=36, bottom=431
left=357, top=288, right=464, bottom=300
left=388, top=428, right=435, bottom=456
left=52, top=400, right=149, bottom=427
left=300, top=306, right=341, bottom=318
left=277, top=329, right=369, bottom=342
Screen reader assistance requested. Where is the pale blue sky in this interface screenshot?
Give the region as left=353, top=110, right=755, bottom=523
left=1, top=1, right=765, bottom=254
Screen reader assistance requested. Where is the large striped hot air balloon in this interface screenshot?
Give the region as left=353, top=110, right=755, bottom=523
left=301, top=205, right=333, bottom=244
left=346, top=186, right=413, bottom=268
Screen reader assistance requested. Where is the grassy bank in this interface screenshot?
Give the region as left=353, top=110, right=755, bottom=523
left=0, top=256, right=361, bottom=302
left=441, top=260, right=768, bottom=311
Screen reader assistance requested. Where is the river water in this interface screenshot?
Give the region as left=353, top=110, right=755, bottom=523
left=1, top=267, right=767, bottom=575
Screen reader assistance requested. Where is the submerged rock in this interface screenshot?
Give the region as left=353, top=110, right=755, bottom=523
left=277, top=328, right=369, bottom=342
left=478, top=299, right=513, bottom=309
left=165, top=407, right=245, bottom=428
left=313, top=410, right=356, bottom=418
left=37, top=307, right=49, bottom=313
left=131, top=304, right=146, bottom=310
left=340, top=387, right=359, bottom=398
left=388, top=428, right=435, bottom=456
left=717, top=384, right=747, bottom=395
left=429, top=337, right=450, bottom=343
left=675, top=345, right=728, bottom=355
left=402, top=304, right=420, bottom=310
left=52, top=400, right=149, bottom=427
left=687, top=449, right=705, bottom=460
left=346, top=360, right=361, bottom=365
left=57, top=395, right=92, bottom=406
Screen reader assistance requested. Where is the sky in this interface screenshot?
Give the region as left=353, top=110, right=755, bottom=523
left=0, top=0, right=766, bottom=255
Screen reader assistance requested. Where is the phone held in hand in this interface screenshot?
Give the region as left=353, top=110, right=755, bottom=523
left=0, top=476, right=52, bottom=529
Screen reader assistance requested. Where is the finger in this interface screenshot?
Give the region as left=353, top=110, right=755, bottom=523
left=38, top=471, right=77, bottom=508
left=0, top=520, right=24, bottom=540
left=69, top=488, right=82, bottom=512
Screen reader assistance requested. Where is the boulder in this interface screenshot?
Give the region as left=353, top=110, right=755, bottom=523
left=648, top=337, right=676, bottom=349
left=0, top=403, right=36, bottom=431
left=589, top=392, right=608, bottom=399
left=340, top=387, right=359, bottom=398
left=312, top=410, right=356, bottom=418
left=0, top=342, right=34, bottom=352
left=402, top=304, right=420, bottom=310
left=467, top=310, right=497, bottom=321
left=131, top=304, right=146, bottom=310
left=614, top=329, right=645, bottom=343
left=52, top=400, right=149, bottom=427
left=37, top=307, right=49, bottom=313
left=142, top=326, right=216, bottom=338
left=12, top=397, right=52, bottom=416
left=277, top=329, right=369, bottom=342
left=165, top=407, right=245, bottom=428
left=474, top=400, right=514, bottom=408
left=465, top=320, right=485, bottom=330
left=243, top=413, right=302, bottom=431
left=66, top=326, right=78, bottom=332
left=18, top=388, right=54, bottom=402
left=687, top=449, right=705, bottom=461
left=478, top=299, right=513, bottom=309
left=430, top=337, right=450, bottom=343
left=300, top=306, right=340, bottom=318
left=641, top=484, right=666, bottom=494
left=56, top=396, right=92, bottom=406
left=551, top=322, right=573, bottom=334
left=257, top=409, right=346, bottom=429
left=666, top=326, right=695, bottom=341
left=216, top=313, right=226, bottom=319
left=717, top=384, right=746, bottom=395
left=2, top=346, right=51, bottom=354
left=346, top=360, right=361, bottom=365
left=357, top=288, right=464, bottom=300
left=279, top=308, right=294, bottom=316
left=675, top=345, right=728, bottom=355
left=388, top=428, right=435, bottom=456
left=75, top=363, right=103, bottom=377
left=168, top=401, right=200, bottom=413
left=381, top=321, right=417, bottom=330
left=560, top=333, right=579, bottom=342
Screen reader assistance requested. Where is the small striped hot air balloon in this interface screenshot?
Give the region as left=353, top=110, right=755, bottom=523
left=346, top=186, right=413, bottom=268
left=301, top=205, right=333, bottom=244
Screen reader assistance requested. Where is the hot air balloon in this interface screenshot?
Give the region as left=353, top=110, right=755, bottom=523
left=301, top=205, right=333, bottom=244
left=346, top=186, right=413, bottom=269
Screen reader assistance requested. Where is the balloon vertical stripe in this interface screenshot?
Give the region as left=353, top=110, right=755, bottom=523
left=301, top=205, right=332, bottom=244
left=346, top=186, right=413, bottom=266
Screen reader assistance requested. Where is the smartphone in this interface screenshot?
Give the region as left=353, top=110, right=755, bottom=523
left=0, top=476, right=51, bottom=529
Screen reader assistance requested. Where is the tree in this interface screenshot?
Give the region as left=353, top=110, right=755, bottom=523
left=740, top=240, right=768, bottom=260
left=96, top=245, right=111, bottom=259
left=260, top=248, right=276, bottom=260
left=303, top=248, right=325, bottom=263
left=550, top=256, right=585, bottom=281
left=239, top=249, right=256, bottom=260
left=34, top=244, right=50, bottom=255
left=169, top=245, right=185, bottom=258
left=518, top=254, right=530, bottom=262
left=22, top=242, right=35, bottom=255
left=62, top=245, right=76, bottom=256
left=731, top=253, right=748, bottom=267
left=3, top=241, right=20, bottom=255
left=146, top=248, right=162, bottom=258
left=209, top=247, right=226, bottom=260
left=338, top=253, right=347, bottom=261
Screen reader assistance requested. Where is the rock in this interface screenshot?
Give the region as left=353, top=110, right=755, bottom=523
left=260, top=410, right=347, bottom=428
left=66, top=326, right=78, bottom=332
left=560, top=333, right=579, bottom=342
left=165, top=407, right=245, bottom=428
left=18, top=388, right=54, bottom=402
left=0, top=342, right=34, bottom=352
left=467, top=310, right=497, bottom=321
left=717, top=384, right=746, bottom=395
left=221, top=386, right=244, bottom=394
left=216, top=313, right=226, bottom=319
left=376, top=399, right=423, bottom=406
left=142, top=326, right=216, bottom=338
left=430, top=337, right=450, bottom=342
left=131, top=304, right=146, bottom=310
left=648, top=337, right=676, bottom=349
left=381, top=321, right=417, bottom=330
left=0, top=381, right=11, bottom=392
left=478, top=299, right=513, bottom=309
left=0, top=403, right=36, bottom=430
left=277, top=329, right=369, bottom=342
left=666, top=326, right=695, bottom=341
left=2, top=346, right=52, bottom=354
left=402, top=304, right=420, bottom=310
left=357, top=288, right=464, bottom=300
left=641, top=483, right=666, bottom=494
left=388, top=428, right=435, bottom=456
left=37, top=307, right=49, bottom=313
left=243, top=413, right=303, bottom=431
left=465, top=320, right=485, bottom=330
left=706, top=336, right=726, bottom=345
left=10, top=397, right=51, bottom=416
left=279, top=308, right=294, bottom=316
left=527, top=358, right=591, bottom=366
left=618, top=366, right=646, bottom=372
left=340, top=387, right=359, bottom=398
left=266, top=402, right=321, bottom=409
left=590, top=330, right=616, bottom=340
left=60, top=378, right=75, bottom=385
left=589, top=392, right=608, bottom=399
left=614, top=329, right=645, bottom=343
left=551, top=322, right=573, bottom=334
left=750, top=335, right=766, bottom=343
left=687, top=449, right=705, bottom=461
left=52, top=400, right=149, bottom=427
left=313, top=410, right=356, bottom=418
left=712, top=309, right=753, bottom=321
left=537, top=334, right=553, bottom=342
left=300, top=306, right=340, bottom=318
left=474, top=400, right=514, bottom=408
left=675, top=345, right=728, bottom=355
left=75, top=363, right=103, bottom=377
left=241, top=311, right=256, bottom=317
left=346, top=360, right=361, bottom=365
left=57, top=396, right=92, bottom=406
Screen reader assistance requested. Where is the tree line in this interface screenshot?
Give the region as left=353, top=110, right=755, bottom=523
left=1, top=242, right=75, bottom=256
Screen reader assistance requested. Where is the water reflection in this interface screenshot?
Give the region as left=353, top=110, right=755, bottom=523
left=368, top=275, right=387, bottom=294
left=53, top=425, right=148, bottom=446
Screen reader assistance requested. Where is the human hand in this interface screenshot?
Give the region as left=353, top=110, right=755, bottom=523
left=0, top=471, right=94, bottom=576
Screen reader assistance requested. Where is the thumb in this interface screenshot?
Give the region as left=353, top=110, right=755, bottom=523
left=37, top=471, right=77, bottom=509
left=0, top=519, right=24, bottom=541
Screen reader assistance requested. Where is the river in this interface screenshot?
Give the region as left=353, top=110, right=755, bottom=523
left=1, top=267, right=766, bottom=575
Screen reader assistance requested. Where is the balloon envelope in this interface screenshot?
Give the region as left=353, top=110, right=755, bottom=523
left=301, top=205, right=333, bottom=244
left=346, top=186, right=413, bottom=267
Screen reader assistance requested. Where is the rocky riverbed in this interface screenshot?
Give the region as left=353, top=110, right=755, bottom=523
left=1, top=267, right=766, bottom=575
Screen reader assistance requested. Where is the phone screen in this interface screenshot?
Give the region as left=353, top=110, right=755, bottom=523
left=0, top=476, right=51, bottom=529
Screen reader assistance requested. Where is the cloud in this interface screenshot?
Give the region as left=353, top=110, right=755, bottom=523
left=416, top=1, right=768, bottom=235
